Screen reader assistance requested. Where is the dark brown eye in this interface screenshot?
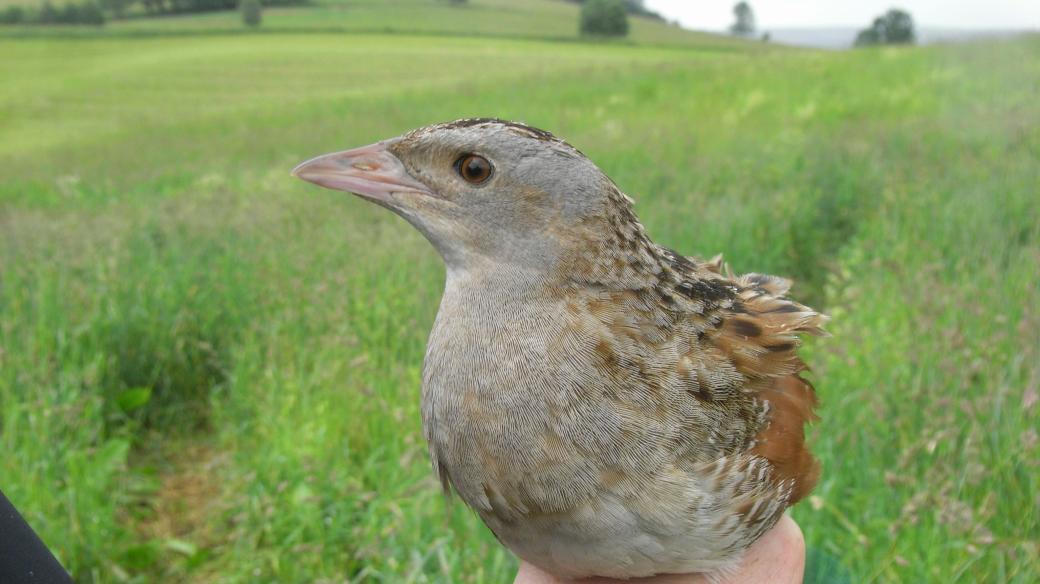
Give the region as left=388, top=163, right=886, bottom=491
left=455, top=154, right=493, bottom=185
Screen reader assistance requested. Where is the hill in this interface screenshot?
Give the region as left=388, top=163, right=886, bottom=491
left=3, top=0, right=753, bottom=49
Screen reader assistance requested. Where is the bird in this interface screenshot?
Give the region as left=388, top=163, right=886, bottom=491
left=292, top=118, right=827, bottom=580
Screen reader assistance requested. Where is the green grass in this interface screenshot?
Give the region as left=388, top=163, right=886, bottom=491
left=1, top=16, right=1038, bottom=584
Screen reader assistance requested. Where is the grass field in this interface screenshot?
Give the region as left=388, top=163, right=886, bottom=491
left=1, top=2, right=1038, bottom=582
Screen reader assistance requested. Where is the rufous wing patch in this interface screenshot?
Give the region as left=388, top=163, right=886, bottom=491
left=703, top=266, right=827, bottom=503
left=750, top=375, right=820, bottom=503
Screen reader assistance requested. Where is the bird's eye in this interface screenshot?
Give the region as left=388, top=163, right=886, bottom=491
left=454, top=154, right=493, bottom=185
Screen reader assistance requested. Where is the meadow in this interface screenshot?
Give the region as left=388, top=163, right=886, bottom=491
left=1, top=3, right=1038, bottom=582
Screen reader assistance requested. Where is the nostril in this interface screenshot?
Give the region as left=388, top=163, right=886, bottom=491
left=353, top=161, right=377, bottom=171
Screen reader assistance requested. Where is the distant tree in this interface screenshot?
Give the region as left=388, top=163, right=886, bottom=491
left=855, top=8, right=916, bottom=47
left=566, top=0, right=662, bottom=20
left=621, top=0, right=663, bottom=21
left=78, top=1, right=105, bottom=24
left=99, top=0, right=131, bottom=18
left=882, top=9, right=916, bottom=43
left=761, top=31, right=770, bottom=43
left=25, top=0, right=106, bottom=24
left=0, top=5, right=26, bottom=23
left=240, top=0, right=260, bottom=27
left=854, top=25, right=880, bottom=47
left=580, top=0, right=628, bottom=37
left=39, top=0, right=59, bottom=22
left=59, top=1, right=82, bottom=23
left=729, top=1, right=755, bottom=36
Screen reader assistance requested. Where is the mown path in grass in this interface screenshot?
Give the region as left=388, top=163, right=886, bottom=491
left=1, top=32, right=1038, bottom=583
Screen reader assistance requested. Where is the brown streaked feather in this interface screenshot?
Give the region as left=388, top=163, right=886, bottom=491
left=602, top=242, right=827, bottom=496
left=749, top=374, right=820, bottom=503
left=695, top=262, right=826, bottom=504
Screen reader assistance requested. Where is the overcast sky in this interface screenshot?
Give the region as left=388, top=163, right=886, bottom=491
left=643, top=1, right=1040, bottom=30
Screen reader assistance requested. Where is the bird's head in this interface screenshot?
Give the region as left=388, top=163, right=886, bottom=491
left=293, top=119, right=628, bottom=275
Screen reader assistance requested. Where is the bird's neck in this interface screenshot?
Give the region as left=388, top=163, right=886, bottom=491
left=554, top=196, right=672, bottom=291
left=440, top=191, right=689, bottom=298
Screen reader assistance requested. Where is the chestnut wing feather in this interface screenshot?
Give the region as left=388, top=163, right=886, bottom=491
left=681, top=258, right=827, bottom=503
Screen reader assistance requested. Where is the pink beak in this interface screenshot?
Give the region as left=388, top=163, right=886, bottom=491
left=292, top=140, right=436, bottom=203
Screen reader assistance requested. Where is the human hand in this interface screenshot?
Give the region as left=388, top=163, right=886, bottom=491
left=513, top=514, right=805, bottom=584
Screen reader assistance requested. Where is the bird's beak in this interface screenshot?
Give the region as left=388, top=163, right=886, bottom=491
left=292, top=140, right=436, bottom=204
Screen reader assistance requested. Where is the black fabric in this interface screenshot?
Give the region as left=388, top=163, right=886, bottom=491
left=0, top=490, right=74, bottom=584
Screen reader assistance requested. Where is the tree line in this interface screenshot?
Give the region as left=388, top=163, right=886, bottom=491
left=3, top=0, right=918, bottom=43
left=0, top=0, right=303, bottom=25
left=1, top=2, right=104, bottom=24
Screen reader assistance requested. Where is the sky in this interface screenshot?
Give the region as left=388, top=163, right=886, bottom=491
left=643, top=0, right=1040, bottom=31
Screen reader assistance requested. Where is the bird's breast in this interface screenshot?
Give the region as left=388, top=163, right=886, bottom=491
left=416, top=280, right=782, bottom=577
left=421, top=290, right=603, bottom=517
left=418, top=280, right=688, bottom=523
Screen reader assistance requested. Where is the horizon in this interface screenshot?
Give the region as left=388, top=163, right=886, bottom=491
left=644, top=0, right=1040, bottom=32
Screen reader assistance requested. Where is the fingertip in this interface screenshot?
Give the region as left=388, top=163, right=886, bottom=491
left=515, top=561, right=567, bottom=584
left=775, top=514, right=806, bottom=556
